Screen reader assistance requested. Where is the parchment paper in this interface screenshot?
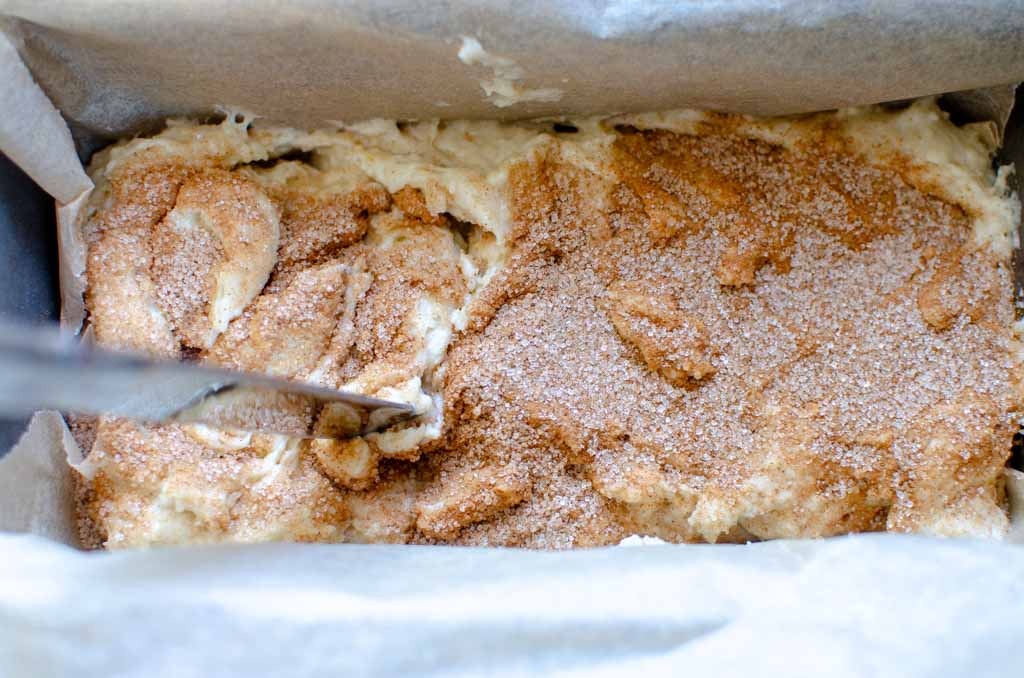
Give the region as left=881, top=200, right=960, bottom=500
left=3, top=532, right=1024, bottom=677
left=0, top=30, right=89, bottom=202
left=2, top=1, right=1024, bottom=137
left=2, top=2, right=1024, bottom=676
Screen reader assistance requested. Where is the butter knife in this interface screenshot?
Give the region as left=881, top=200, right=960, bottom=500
left=0, top=318, right=415, bottom=439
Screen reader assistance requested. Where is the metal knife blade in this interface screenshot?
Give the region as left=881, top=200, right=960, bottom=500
left=0, top=318, right=416, bottom=439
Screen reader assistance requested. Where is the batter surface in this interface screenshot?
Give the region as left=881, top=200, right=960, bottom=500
left=74, top=100, right=1023, bottom=548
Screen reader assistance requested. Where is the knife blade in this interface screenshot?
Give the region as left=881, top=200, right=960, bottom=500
left=0, top=318, right=416, bottom=439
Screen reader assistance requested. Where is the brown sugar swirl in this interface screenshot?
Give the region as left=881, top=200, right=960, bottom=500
left=74, top=101, right=1023, bottom=548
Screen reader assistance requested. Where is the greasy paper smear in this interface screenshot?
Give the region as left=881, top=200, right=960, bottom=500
left=1, top=2, right=1024, bottom=675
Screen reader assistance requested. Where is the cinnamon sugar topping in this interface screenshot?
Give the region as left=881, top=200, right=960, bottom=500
left=76, top=102, right=1023, bottom=548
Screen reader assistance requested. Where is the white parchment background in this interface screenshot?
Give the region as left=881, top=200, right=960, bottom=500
left=3, top=533, right=1024, bottom=677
